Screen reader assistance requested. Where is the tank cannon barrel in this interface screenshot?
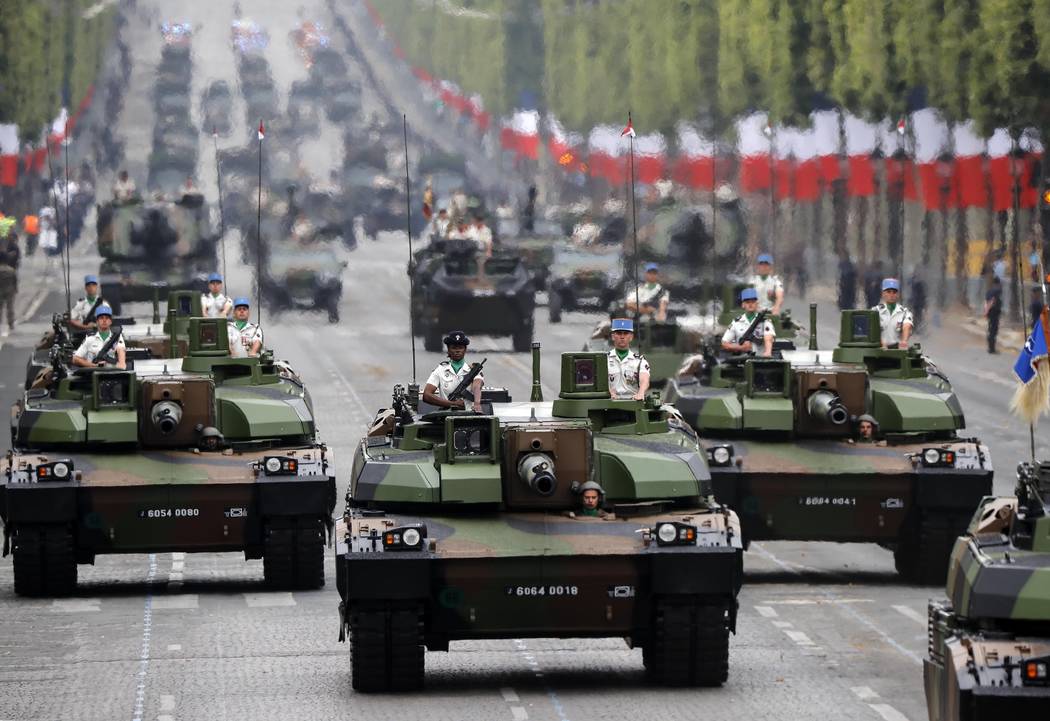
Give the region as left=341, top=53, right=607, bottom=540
left=151, top=400, right=183, bottom=435
left=517, top=453, right=557, bottom=496
left=807, top=390, right=849, bottom=426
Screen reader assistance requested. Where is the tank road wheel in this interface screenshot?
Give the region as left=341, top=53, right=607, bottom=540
left=350, top=603, right=425, bottom=692
left=263, top=517, right=325, bottom=590
left=548, top=290, right=563, bottom=323
left=12, top=524, right=77, bottom=597
left=644, top=599, right=730, bottom=687
left=512, top=324, right=533, bottom=353
left=894, top=510, right=960, bottom=586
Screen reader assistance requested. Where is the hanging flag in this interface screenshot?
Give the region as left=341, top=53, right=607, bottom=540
left=621, top=116, right=635, bottom=138
left=257, top=121, right=265, bottom=141
left=1010, top=308, right=1050, bottom=423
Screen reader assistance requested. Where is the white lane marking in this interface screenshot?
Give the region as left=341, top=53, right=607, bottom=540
left=892, top=604, right=927, bottom=626
left=765, top=598, right=874, bottom=605
left=159, top=695, right=175, bottom=711
left=754, top=605, right=778, bottom=618
left=244, top=592, right=296, bottom=607
left=510, top=707, right=529, bottom=721
left=151, top=594, right=198, bottom=610
left=171, top=553, right=185, bottom=561
left=772, top=620, right=793, bottom=629
left=167, top=572, right=183, bottom=583
left=50, top=598, right=101, bottom=613
left=513, top=640, right=570, bottom=720
left=869, top=704, right=913, bottom=721
left=166, top=644, right=182, bottom=652
left=784, top=630, right=816, bottom=646
left=500, top=688, right=520, bottom=703
left=170, top=561, right=184, bottom=572
left=131, top=554, right=157, bottom=721
left=851, top=686, right=880, bottom=701
left=19, top=285, right=50, bottom=323
left=752, top=543, right=924, bottom=666
left=157, top=716, right=174, bottom=721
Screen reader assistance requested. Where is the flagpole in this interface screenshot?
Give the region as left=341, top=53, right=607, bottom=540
left=212, top=128, right=228, bottom=284
left=62, top=137, right=72, bottom=316
left=627, top=111, right=640, bottom=327
left=403, top=114, right=417, bottom=383
left=255, top=120, right=264, bottom=327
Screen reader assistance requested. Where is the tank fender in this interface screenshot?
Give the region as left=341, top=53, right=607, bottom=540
left=4, top=481, right=77, bottom=524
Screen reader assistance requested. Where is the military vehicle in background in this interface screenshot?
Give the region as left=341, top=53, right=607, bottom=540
left=495, top=217, right=565, bottom=292
left=586, top=314, right=714, bottom=386
left=288, top=80, right=323, bottom=136
left=261, top=243, right=346, bottom=323
left=663, top=308, right=993, bottom=584
left=336, top=348, right=744, bottom=691
left=411, top=239, right=535, bottom=352
left=1, top=317, right=336, bottom=596
left=95, top=193, right=219, bottom=311
left=149, top=32, right=198, bottom=194
left=238, top=55, right=278, bottom=127
left=201, top=80, right=233, bottom=137
left=924, top=460, right=1050, bottom=718
left=548, top=242, right=623, bottom=323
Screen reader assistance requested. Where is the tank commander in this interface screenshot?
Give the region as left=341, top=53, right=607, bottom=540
left=567, top=481, right=613, bottom=519
left=750, top=253, right=784, bottom=314
left=72, top=305, right=126, bottom=369
left=623, top=263, right=670, bottom=321
left=201, top=273, right=233, bottom=318
left=721, top=288, right=775, bottom=357
left=69, top=274, right=108, bottom=331
left=607, top=318, right=651, bottom=400
left=422, top=330, right=484, bottom=411
left=112, top=170, right=137, bottom=203
left=872, top=278, right=913, bottom=349
left=228, top=297, right=263, bottom=358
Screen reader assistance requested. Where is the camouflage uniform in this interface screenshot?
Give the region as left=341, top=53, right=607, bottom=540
left=749, top=274, right=783, bottom=312
left=227, top=320, right=264, bottom=358
left=425, top=360, right=484, bottom=401
left=607, top=349, right=650, bottom=399
left=872, top=302, right=913, bottom=346
left=74, top=331, right=126, bottom=365
left=721, top=313, right=775, bottom=346
left=0, top=233, right=20, bottom=330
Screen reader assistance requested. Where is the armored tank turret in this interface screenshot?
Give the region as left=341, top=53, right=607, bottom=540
left=336, top=346, right=744, bottom=691
left=925, top=461, right=1050, bottom=718
left=95, top=195, right=218, bottom=309
left=663, top=308, right=993, bottom=585
left=2, top=316, right=335, bottom=596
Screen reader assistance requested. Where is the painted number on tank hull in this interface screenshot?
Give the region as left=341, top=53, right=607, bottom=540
left=798, top=496, right=857, bottom=507
left=138, top=508, right=201, bottom=519
left=505, top=585, right=579, bottom=597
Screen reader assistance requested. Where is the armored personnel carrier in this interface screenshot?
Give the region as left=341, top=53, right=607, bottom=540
left=95, top=193, right=219, bottom=310
left=547, top=242, right=624, bottom=323
left=412, top=239, right=535, bottom=352
left=336, top=348, right=744, bottom=691
left=1, top=316, right=335, bottom=596
left=924, top=460, right=1050, bottom=718
left=663, top=308, right=993, bottom=585
left=261, top=244, right=346, bottom=323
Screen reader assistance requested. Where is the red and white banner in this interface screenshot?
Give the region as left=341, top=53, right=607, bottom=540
left=844, top=114, right=878, bottom=197
left=588, top=125, right=626, bottom=185
left=737, top=113, right=772, bottom=193
left=499, top=109, right=539, bottom=160
left=547, top=115, right=582, bottom=168
left=633, top=131, right=666, bottom=184
left=672, top=123, right=716, bottom=190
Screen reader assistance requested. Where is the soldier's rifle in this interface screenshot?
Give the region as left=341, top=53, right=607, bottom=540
left=447, top=358, right=487, bottom=403
left=740, top=310, right=769, bottom=348
left=94, top=326, right=124, bottom=366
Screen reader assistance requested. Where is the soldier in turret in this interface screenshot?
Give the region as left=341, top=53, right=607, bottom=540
left=872, top=278, right=913, bottom=349
left=201, top=273, right=233, bottom=318
left=721, top=288, right=775, bottom=357
left=749, top=253, right=784, bottom=314
left=607, top=318, right=650, bottom=400
left=623, top=263, right=669, bottom=321
left=422, top=330, right=484, bottom=411
left=72, top=305, right=126, bottom=369
left=69, top=275, right=109, bottom=331
left=227, top=297, right=263, bottom=358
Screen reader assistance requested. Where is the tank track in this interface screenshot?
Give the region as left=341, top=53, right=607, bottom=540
left=894, top=509, right=967, bottom=586
left=349, top=603, right=425, bottom=692
left=644, top=598, right=730, bottom=686
left=13, top=524, right=78, bottom=597
left=263, top=516, right=326, bottom=590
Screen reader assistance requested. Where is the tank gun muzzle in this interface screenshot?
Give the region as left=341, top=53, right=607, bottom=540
left=151, top=400, right=183, bottom=435
left=807, top=390, right=849, bottom=426
left=517, top=453, right=557, bottom=496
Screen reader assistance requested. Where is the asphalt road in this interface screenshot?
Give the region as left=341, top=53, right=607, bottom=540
left=1, top=2, right=1046, bottom=720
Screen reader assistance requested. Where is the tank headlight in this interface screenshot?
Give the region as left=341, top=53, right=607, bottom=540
left=923, top=448, right=941, bottom=465
left=265, top=457, right=283, bottom=474
left=920, top=448, right=956, bottom=468
left=52, top=462, right=70, bottom=479
left=707, top=445, right=734, bottom=467
left=36, top=460, right=75, bottom=481
left=654, top=522, right=698, bottom=546
left=262, top=456, right=299, bottom=475
left=382, top=524, right=428, bottom=552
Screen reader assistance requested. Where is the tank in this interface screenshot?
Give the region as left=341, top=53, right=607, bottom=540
left=663, top=308, right=993, bottom=585
left=412, top=239, right=535, bottom=352
left=1, top=316, right=336, bottom=596
left=925, top=461, right=1050, bottom=718
left=547, top=241, right=624, bottom=323
left=95, top=194, right=218, bottom=308
left=335, top=347, right=744, bottom=691
left=261, top=243, right=347, bottom=323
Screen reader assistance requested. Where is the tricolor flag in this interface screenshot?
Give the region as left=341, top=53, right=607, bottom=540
left=257, top=121, right=265, bottom=141
left=621, top=116, right=635, bottom=138
left=1010, top=306, right=1050, bottom=423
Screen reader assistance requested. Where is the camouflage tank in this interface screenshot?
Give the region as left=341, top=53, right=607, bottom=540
left=585, top=314, right=712, bottom=387
left=95, top=194, right=218, bottom=309
left=925, top=460, right=1050, bottom=718
left=336, top=348, right=744, bottom=691
left=663, top=308, right=993, bottom=585
left=1, top=316, right=335, bottom=596
left=411, top=239, right=535, bottom=352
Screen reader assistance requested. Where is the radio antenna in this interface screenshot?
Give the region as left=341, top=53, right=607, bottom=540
left=212, top=128, right=228, bottom=283
left=404, top=114, right=417, bottom=382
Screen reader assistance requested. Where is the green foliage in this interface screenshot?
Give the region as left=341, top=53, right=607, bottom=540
left=0, top=0, right=115, bottom=137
